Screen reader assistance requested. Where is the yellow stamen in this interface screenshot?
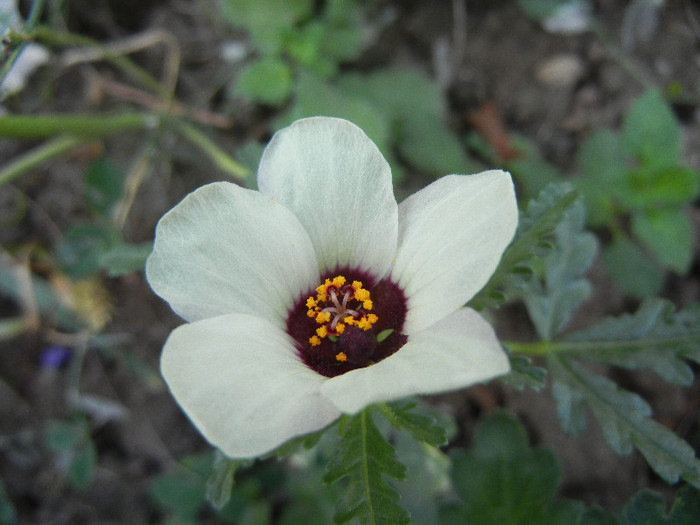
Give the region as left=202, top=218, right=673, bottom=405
left=335, top=352, right=348, bottom=362
left=306, top=297, right=317, bottom=309
left=309, top=335, right=321, bottom=346
left=315, top=311, right=331, bottom=324
left=336, top=323, right=346, bottom=334
left=362, top=299, right=373, bottom=310
left=317, top=326, right=328, bottom=338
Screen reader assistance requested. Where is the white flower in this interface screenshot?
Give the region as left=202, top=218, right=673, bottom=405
left=146, top=117, right=518, bottom=458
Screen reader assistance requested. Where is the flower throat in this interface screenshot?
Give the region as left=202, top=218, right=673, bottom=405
left=286, top=269, right=408, bottom=378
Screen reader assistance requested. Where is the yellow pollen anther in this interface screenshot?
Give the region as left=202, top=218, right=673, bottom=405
left=335, top=323, right=346, bottom=334
left=335, top=352, right=348, bottom=362
left=363, top=299, right=373, bottom=310
left=367, top=314, right=378, bottom=324
left=332, top=276, right=346, bottom=288
left=354, top=288, right=370, bottom=302
left=309, top=335, right=321, bottom=346
left=316, top=326, right=328, bottom=338
left=306, top=297, right=317, bottom=309
left=343, top=316, right=354, bottom=324
left=316, top=311, right=331, bottom=324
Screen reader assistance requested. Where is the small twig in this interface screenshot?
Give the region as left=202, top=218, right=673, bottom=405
left=59, top=28, right=181, bottom=98
left=92, top=75, right=232, bottom=128
left=0, top=135, right=84, bottom=187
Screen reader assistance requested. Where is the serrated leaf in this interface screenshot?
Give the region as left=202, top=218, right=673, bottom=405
left=470, top=183, right=579, bottom=310
left=548, top=355, right=700, bottom=487
left=442, top=411, right=578, bottom=525
left=377, top=402, right=447, bottom=447
left=518, top=194, right=597, bottom=340
left=323, top=409, right=409, bottom=525
left=562, top=299, right=700, bottom=386
left=500, top=354, right=548, bottom=391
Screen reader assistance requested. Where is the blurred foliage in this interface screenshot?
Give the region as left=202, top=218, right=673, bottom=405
left=1, top=0, right=700, bottom=523
left=219, top=0, right=479, bottom=181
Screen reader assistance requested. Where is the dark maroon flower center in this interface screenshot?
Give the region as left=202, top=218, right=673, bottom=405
left=286, top=267, right=408, bottom=378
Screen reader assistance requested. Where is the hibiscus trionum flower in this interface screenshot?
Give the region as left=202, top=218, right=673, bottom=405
left=146, top=117, right=518, bottom=458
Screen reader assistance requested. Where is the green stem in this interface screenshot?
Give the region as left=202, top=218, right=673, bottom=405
left=504, top=340, right=556, bottom=356
left=359, top=409, right=376, bottom=525
left=174, top=121, right=249, bottom=180
left=0, top=135, right=84, bottom=187
left=0, top=113, right=158, bottom=138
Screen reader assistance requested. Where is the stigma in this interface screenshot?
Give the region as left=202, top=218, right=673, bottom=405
left=306, top=275, right=378, bottom=358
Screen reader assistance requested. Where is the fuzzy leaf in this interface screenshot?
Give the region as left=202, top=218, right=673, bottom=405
left=631, top=209, right=694, bottom=274
left=548, top=355, right=700, bottom=487
left=562, top=299, right=700, bottom=386
left=519, top=193, right=597, bottom=340
left=441, top=411, right=582, bottom=525
left=470, top=183, right=579, bottom=310
left=500, top=354, right=548, bottom=391
left=323, top=410, right=409, bottom=525
left=377, top=402, right=447, bottom=447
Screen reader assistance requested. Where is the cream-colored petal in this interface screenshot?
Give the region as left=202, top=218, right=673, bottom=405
left=391, top=170, right=517, bottom=334
left=257, top=117, right=398, bottom=277
left=161, top=314, right=340, bottom=458
left=320, top=307, right=510, bottom=414
left=146, top=182, right=318, bottom=326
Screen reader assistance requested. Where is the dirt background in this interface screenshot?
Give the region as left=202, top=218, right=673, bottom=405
left=1, top=0, right=700, bottom=523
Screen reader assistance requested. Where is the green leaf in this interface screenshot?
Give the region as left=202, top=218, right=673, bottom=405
left=500, top=354, right=548, bottom=391
left=518, top=194, right=597, bottom=340
left=470, top=183, right=579, bottom=310
left=323, top=409, right=409, bottom=525
left=623, top=89, right=681, bottom=168
left=338, top=69, right=479, bottom=176
left=276, top=71, right=391, bottom=161
left=621, top=485, right=700, bottom=525
left=506, top=134, right=564, bottom=200
left=377, top=401, right=447, bottom=447
left=548, top=355, right=700, bottom=487
left=56, top=224, right=119, bottom=278
left=84, top=158, right=124, bottom=216
left=68, top=441, right=97, bottom=489
left=45, top=421, right=82, bottom=452
left=441, top=411, right=579, bottom=525
left=575, top=129, right=628, bottom=227
left=218, top=0, right=313, bottom=54
left=602, top=234, right=664, bottom=298
left=618, top=165, right=700, bottom=210
left=235, top=57, right=293, bottom=106
left=98, top=241, right=153, bottom=277
left=206, top=451, right=246, bottom=510
left=150, top=468, right=207, bottom=521
left=563, top=299, right=700, bottom=386
left=631, top=209, right=694, bottom=274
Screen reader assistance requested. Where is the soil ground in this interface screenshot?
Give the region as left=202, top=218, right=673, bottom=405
left=1, top=1, right=700, bottom=523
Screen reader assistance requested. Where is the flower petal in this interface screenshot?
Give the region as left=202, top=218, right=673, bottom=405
left=161, top=313, right=341, bottom=458
left=320, top=308, right=510, bottom=414
left=146, top=182, right=318, bottom=326
left=257, top=117, right=398, bottom=277
left=391, top=170, right=517, bottom=334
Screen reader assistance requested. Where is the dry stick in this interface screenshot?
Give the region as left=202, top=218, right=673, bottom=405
left=59, top=28, right=182, bottom=98
left=92, top=75, right=232, bottom=129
